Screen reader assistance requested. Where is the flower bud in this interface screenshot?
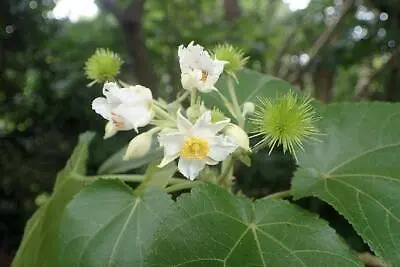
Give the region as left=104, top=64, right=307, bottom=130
left=224, top=123, right=250, bottom=152
left=123, top=132, right=153, bottom=160
left=181, top=71, right=201, bottom=91
left=104, top=121, right=118, bottom=139
left=243, top=101, right=255, bottom=115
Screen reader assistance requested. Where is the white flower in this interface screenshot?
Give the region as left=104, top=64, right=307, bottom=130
left=178, top=41, right=226, bottom=93
left=92, top=82, right=153, bottom=132
left=158, top=110, right=238, bottom=180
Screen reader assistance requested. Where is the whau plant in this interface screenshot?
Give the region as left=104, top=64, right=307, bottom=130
left=13, top=42, right=399, bottom=267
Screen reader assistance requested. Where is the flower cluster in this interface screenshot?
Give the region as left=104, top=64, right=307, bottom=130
left=89, top=42, right=248, bottom=180
left=88, top=41, right=319, bottom=182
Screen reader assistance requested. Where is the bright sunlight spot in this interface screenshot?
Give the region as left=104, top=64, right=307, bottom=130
left=52, top=0, right=98, bottom=22
left=283, top=0, right=310, bottom=11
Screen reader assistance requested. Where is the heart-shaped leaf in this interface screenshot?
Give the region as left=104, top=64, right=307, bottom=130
left=12, top=132, right=95, bottom=267
left=58, top=179, right=173, bottom=267
left=146, top=183, right=361, bottom=267
left=292, top=103, right=400, bottom=265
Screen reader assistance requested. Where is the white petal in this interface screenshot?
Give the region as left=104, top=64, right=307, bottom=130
left=197, top=85, right=217, bottom=93
left=177, top=109, right=193, bottom=133
left=208, top=135, right=238, bottom=162
left=103, top=82, right=121, bottom=105
left=205, top=157, right=219, bottom=165
left=159, top=154, right=179, bottom=168
left=192, top=112, right=230, bottom=137
left=104, top=121, right=118, bottom=139
left=92, top=97, right=112, bottom=120
left=113, top=104, right=153, bottom=131
left=198, top=59, right=225, bottom=92
left=118, top=85, right=153, bottom=105
left=181, top=71, right=202, bottom=90
left=158, top=131, right=185, bottom=156
left=178, top=158, right=206, bottom=180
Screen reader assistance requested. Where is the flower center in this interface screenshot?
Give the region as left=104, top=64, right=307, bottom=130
left=180, top=136, right=209, bottom=160
left=200, top=70, right=208, bottom=81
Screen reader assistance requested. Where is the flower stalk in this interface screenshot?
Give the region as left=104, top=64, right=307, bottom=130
left=227, top=76, right=245, bottom=128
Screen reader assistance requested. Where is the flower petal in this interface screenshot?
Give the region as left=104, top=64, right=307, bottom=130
left=113, top=104, right=153, bottom=131
left=92, top=97, right=112, bottom=120
left=205, top=157, right=219, bottom=165
left=177, top=109, right=193, bottom=133
left=118, top=85, right=153, bottom=105
left=158, top=130, right=186, bottom=156
left=198, top=59, right=225, bottom=92
left=103, top=82, right=121, bottom=105
left=192, top=112, right=230, bottom=137
left=104, top=121, right=118, bottom=139
left=178, top=158, right=206, bottom=180
left=159, top=154, right=179, bottom=168
left=208, top=135, right=238, bottom=162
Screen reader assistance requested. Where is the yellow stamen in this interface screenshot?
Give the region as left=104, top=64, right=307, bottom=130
left=180, top=136, right=209, bottom=160
left=200, top=70, right=208, bottom=81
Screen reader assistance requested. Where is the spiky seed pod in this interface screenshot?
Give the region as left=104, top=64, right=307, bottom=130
left=251, top=91, right=321, bottom=160
left=85, top=48, right=123, bottom=84
left=213, top=44, right=249, bottom=74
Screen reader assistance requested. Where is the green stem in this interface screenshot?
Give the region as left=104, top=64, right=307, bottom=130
left=190, top=88, right=197, bottom=107
left=74, top=173, right=187, bottom=185
left=153, top=104, right=176, bottom=122
left=215, top=90, right=237, bottom=118
left=266, top=190, right=292, bottom=199
left=165, top=181, right=200, bottom=193
left=176, top=91, right=190, bottom=104
left=227, top=76, right=244, bottom=127
left=217, top=157, right=234, bottom=185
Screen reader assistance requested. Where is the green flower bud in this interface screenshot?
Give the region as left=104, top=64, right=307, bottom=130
left=225, top=123, right=251, bottom=152
left=213, top=44, right=249, bottom=73
left=251, top=91, right=321, bottom=161
left=104, top=121, right=118, bottom=139
left=242, top=101, right=255, bottom=116
left=123, top=132, right=153, bottom=160
left=85, top=48, right=123, bottom=84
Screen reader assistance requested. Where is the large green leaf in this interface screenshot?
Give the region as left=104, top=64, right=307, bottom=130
left=292, top=103, right=400, bottom=265
left=59, top=179, right=360, bottom=266
left=58, top=179, right=174, bottom=267
left=146, top=183, right=361, bottom=267
left=12, top=132, right=95, bottom=267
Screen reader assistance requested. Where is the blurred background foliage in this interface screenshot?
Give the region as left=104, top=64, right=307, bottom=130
left=1, top=0, right=400, bottom=265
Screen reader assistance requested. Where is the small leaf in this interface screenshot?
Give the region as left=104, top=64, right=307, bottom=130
left=292, top=103, right=400, bottom=265
left=147, top=183, right=361, bottom=267
left=58, top=179, right=173, bottom=267
left=12, top=132, right=95, bottom=267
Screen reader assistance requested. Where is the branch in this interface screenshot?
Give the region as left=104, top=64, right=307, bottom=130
left=305, top=0, right=355, bottom=70
left=354, top=47, right=400, bottom=100
left=291, top=0, right=356, bottom=84
left=272, top=27, right=297, bottom=76
left=223, top=0, right=241, bottom=22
